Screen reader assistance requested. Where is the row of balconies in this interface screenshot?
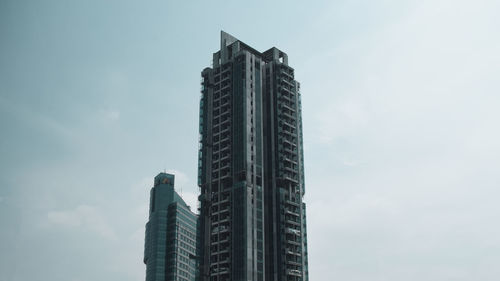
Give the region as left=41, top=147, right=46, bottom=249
left=210, top=188, right=231, bottom=200
left=211, top=135, right=231, bottom=152
left=285, top=208, right=300, bottom=217
left=283, top=161, right=298, bottom=173
left=211, top=158, right=230, bottom=168
left=212, top=84, right=228, bottom=92
left=280, top=134, right=297, bottom=144
left=211, top=76, right=232, bottom=90
left=279, top=86, right=295, bottom=96
left=278, top=159, right=298, bottom=173
left=212, top=206, right=230, bottom=216
left=278, top=87, right=295, bottom=98
left=214, top=71, right=231, bottom=83
left=278, top=173, right=299, bottom=184
left=282, top=164, right=298, bottom=174
left=211, top=224, right=230, bottom=234
left=212, top=123, right=231, bottom=136
left=280, top=68, right=294, bottom=78
left=212, top=151, right=231, bottom=162
left=212, top=89, right=231, bottom=102
left=286, top=239, right=301, bottom=247
left=210, top=232, right=231, bottom=245
left=284, top=209, right=300, bottom=219
left=278, top=99, right=295, bottom=113
left=213, top=207, right=231, bottom=217
left=279, top=109, right=296, bottom=122
left=210, top=190, right=230, bottom=201
left=280, top=119, right=296, bottom=130
left=210, top=252, right=231, bottom=264
left=212, top=97, right=231, bottom=111
left=278, top=114, right=296, bottom=127
left=212, top=114, right=231, bottom=126
left=210, top=210, right=232, bottom=275
left=281, top=155, right=298, bottom=165
left=214, top=150, right=231, bottom=160
left=211, top=133, right=222, bottom=144
left=212, top=165, right=231, bottom=177
left=279, top=101, right=296, bottom=113
left=211, top=224, right=230, bottom=235
left=286, top=259, right=302, bottom=267
left=211, top=214, right=230, bottom=225
left=278, top=88, right=295, bottom=102
left=213, top=114, right=231, bottom=125
left=210, top=246, right=230, bottom=256
left=213, top=109, right=231, bottom=122
left=219, top=81, right=231, bottom=91
left=285, top=227, right=301, bottom=236
left=220, top=96, right=231, bottom=107
left=280, top=76, right=295, bottom=87
left=280, top=144, right=298, bottom=155
left=212, top=142, right=230, bottom=154
left=212, top=168, right=231, bottom=179
left=285, top=198, right=300, bottom=207
left=212, top=131, right=230, bottom=145
left=282, top=167, right=298, bottom=178
left=286, top=247, right=302, bottom=257
left=210, top=266, right=230, bottom=276
left=279, top=148, right=296, bottom=157
left=278, top=124, right=296, bottom=136
left=286, top=269, right=302, bottom=277
left=285, top=218, right=301, bottom=228
left=211, top=197, right=230, bottom=208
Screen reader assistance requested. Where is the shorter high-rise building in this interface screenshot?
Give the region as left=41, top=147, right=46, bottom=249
left=144, top=173, right=200, bottom=281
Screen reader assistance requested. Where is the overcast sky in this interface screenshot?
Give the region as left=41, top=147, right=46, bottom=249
left=1, top=0, right=499, bottom=280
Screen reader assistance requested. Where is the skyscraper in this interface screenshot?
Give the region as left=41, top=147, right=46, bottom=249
left=198, top=31, right=308, bottom=281
left=144, top=173, right=200, bottom=281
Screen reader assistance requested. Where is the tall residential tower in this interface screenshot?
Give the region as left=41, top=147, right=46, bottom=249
left=198, top=31, right=308, bottom=281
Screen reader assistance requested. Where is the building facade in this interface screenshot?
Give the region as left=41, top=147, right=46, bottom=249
left=198, top=31, right=308, bottom=281
left=144, top=173, right=200, bottom=281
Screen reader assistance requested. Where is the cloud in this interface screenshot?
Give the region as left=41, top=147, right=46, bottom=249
left=315, top=97, right=371, bottom=143
left=105, top=110, right=120, bottom=121
left=47, top=205, right=116, bottom=240
left=0, top=95, right=75, bottom=142
left=300, top=1, right=500, bottom=280
left=96, top=108, right=121, bottom=123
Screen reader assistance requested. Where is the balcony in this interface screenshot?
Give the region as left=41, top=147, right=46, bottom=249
left=285, top=209, right=300, bottom=217
left=286, top=248, right=301, bottom=256
left=280, top=110, right=296, bottom=122
left=286, top=239, right=301, bottom=246
left=286, top=269, right=302, bottom=277
left=285, top=198, right=300, bottom=207
left=211, top=225, right=229, bottom=234
left=286, top=227, right=301, bottom=236
left=280, top=102, right=296, bottom=113
left=286, top=260, right=302, bottom=266
left=285, top=218, right=301, bottom=227
left=218, top=257, right=230, bottom=264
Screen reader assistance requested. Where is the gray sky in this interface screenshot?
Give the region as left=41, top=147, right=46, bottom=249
left=1, top=0, right=499, bottom=280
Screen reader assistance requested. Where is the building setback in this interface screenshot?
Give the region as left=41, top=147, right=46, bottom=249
left=144, top=173, right=200, bottom=281
left=198, top=31, right=308, bottom=281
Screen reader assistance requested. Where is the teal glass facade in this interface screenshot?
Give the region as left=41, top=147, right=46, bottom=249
left=198, top=32, right=308, bottom=281
left=144, top=173, right=200, bottom=281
